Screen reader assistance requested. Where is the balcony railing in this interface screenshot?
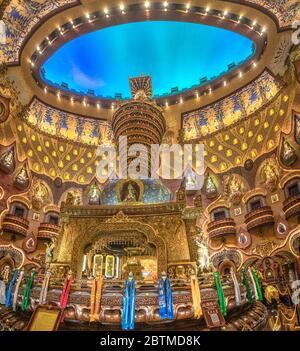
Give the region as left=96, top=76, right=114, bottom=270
left=2, top=214, right=29, bottom=236
left=283, top=193, right=300, bottom=220
left=245, top=206, right=274, bottom=231
left=207, top=218, right=236, bottom=239
left=37, top=223, right=60, bottom=240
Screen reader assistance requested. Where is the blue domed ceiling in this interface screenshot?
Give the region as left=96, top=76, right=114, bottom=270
left=41, top=21, right=255, bottom=99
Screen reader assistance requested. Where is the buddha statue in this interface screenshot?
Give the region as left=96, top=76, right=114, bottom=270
left=124, top=183, right=138, bottom=202
left=0, top=148, right=15, bottom=173
left=14, top=166, right=29, bottom=189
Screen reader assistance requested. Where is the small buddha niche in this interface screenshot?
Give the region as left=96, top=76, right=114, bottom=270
left=281, top=138, right=297, bottom=166
left=88, top=182, right=101, bottom=205
left=14, top=165, right=29, bottom=190
left=0, top=147, right=16, bottom=174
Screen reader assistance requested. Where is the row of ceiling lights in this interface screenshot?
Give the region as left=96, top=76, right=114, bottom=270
left=30, top=1, right=266, bottom=110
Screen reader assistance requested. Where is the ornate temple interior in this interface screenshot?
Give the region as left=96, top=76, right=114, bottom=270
left=0, top=0, right=300, bottom=332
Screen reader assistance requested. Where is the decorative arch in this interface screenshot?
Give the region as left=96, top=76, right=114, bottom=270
left=242, top=188, right=267, bottom=204
left=0, top=255, right=15, bottom=273
left=279, top=171, right=300, bottom=189
left=210, top=249, right=242, bottom=271
left=68, top=213, right=167, bottom=278
left=204, top=199, right=230, bottom=219
left=242, top=257, right=260, bottom=271
left=0, top=244, right=25, bottom=269
left=7, top=195, right=32, bottom=210
left=289, top=230, right=300, bottom=257
left=219, top=259, right=237, bottom=275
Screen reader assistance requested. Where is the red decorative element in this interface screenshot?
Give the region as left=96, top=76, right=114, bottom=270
left=60, top=275, right=73, bottom=323
left=22, top=232, right=37, bottom=253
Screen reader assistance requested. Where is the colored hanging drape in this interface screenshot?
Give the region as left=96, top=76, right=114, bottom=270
left=0, top=280, right=6, bottom=305
left=231, top=269, right=241, bottom=307
left=5, top=269, right=18, bottom=308
left=158, top=276, right=174, bottom=319
left=39, top=271, right=51, bottom=305
left=242, top=268, right=253, bottom=305
left=190, top=275, right=202, bottom=319
left=13, top=270, right=24, bottom=311
left=214, top=272, right=227, bottom=316
left=251, top=268, right=263, bottom=301
left=90, top=275, right=103, bottom=322
left=21, top=269, right=36, bottom=311
left=249, top=268, right=259, bottom=300
left=59, top=275, right=73, bottom=323
left=121, top=278, right=136, bottom=330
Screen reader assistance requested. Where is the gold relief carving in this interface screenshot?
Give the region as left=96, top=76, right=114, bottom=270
left=49, top=263, right=71, bottom=280
left=56, top=216, right=168, bottom=278
left=55, top=210, right=192, bottom=278
left=30, top=178, right=51, bottom=210
left=167, top=223, right=190, bottom=262
left=167, top=263, right=196, bottom=279
left=271, top=194, right=280, bottom=204
left=223, top=174, right=245, bottom=205
left=259, top=157, right=281, bottom=192
left=105, top=211, right=134, bottom=223
left=252, top=241, right=279, bottom=257
left=141, top=215, right=190, bottom=262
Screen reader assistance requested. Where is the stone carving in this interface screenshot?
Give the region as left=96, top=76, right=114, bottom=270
left=30, top=179, right=50, bottom=210
left=260, top=157, right=281, bottom=192
left=167, top=263, right=196, bottom=279
left=0, top=245, right=24, bottom=268
left=62, top=190, right=82, bottom=208
left=223, top=174, right=244, bottom=205
left=210, top=250, right=242, bottom=270
left=252, top=241, right=278, bottom=257
left=106, top=211, right=134, bottom=223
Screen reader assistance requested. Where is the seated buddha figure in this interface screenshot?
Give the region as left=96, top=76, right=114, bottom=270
left=124, top=183, right=138, bottom=202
